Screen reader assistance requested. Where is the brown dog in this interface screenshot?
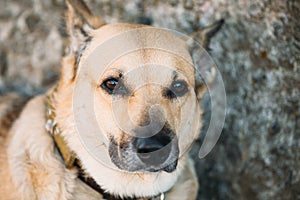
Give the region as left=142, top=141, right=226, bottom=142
left=0, top=0, right=223, bottom=199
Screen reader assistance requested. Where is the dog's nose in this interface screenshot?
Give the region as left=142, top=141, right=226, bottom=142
left=134, top=133, right=172, bottom=165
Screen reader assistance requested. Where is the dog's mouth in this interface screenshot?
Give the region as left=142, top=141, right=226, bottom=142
left=108, top=128, right=179, bottom=173
left=144, top=159, right=178, bottom=173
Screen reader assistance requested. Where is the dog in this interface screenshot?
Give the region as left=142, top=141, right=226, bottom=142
left=0, top=0, right=223, bottom=199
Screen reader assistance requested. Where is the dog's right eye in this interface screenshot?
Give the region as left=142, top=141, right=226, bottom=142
left=101, top=78, right=120, bottom=93
left=101, top=77, right=127, bottom=95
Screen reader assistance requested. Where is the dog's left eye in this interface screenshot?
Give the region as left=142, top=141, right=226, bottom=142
left=164, top=80, right=188, bottom=99
left=172, top=80, right=188, bottom=95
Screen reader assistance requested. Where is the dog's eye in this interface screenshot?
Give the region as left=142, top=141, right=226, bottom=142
left=101, top=78, right=121, bottom=94
left=172, top=81, right=187, bottom=94
left=171, top=80, right=188, bottom=96
left=164, top=80, right=188, bottom=99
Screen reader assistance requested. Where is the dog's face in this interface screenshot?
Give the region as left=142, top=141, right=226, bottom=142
left=56, top=1, right=222, bottom=175
left=92, top=45, right=198, bottom=173
left=64, top=24, right=202, bottom=173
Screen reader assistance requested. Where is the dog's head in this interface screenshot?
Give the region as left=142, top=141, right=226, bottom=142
left=56, top=0, right=223, bottom=175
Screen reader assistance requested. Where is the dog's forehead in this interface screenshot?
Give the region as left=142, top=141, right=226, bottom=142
left=91, top=23, right=151, bottom=43
left=105, top=49, right=195, bottom=85
left=83, top=23, right=195, bottom=84
left=85, top=23, right=193, bottom=63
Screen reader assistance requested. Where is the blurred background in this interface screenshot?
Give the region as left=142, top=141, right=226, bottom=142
left=0, top=0, right=299, bottom=199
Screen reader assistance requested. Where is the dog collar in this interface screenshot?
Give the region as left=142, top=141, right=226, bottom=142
left=45, top=90, right=165, bottom=200
left=45, top=89, right=76, bottom=169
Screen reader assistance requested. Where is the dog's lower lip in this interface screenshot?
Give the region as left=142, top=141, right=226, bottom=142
left=163, top=166, right=175, bottom=173
left=139, top=159, right=178, bottom=173
left=147, top=168, right=160, bottom=173
left=162, top=160, right=178, bottom=173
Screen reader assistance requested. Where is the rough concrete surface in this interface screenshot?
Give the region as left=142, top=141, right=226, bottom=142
left=0, top=0, right=299, bottom=199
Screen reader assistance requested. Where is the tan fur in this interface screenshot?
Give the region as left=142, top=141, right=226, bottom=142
left=0, top=94, right=198, bottom=199
left=0, top=0, right=224, bottom=199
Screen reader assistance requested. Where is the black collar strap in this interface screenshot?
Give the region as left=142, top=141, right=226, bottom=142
left=45, top=91, right=165, bottom=200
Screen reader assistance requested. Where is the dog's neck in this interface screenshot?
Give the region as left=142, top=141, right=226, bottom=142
left=45, top=89, right=165, bottom=200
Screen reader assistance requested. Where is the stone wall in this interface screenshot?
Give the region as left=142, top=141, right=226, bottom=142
left=0, top=0, right=299, bottom=199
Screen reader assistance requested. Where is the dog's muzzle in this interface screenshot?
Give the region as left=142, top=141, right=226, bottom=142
left=109, top=125, right=179, bottom=173
left=133, top=125, right=179, bottom=173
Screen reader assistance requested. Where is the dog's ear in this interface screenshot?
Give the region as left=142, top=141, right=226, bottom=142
left=185, top=20, right=224, bottom=100
left=188, top=19, right=224, bottom=50
left=61, top=0, right=105, bottom=84
left=65, top=0, right=105, bottom=55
